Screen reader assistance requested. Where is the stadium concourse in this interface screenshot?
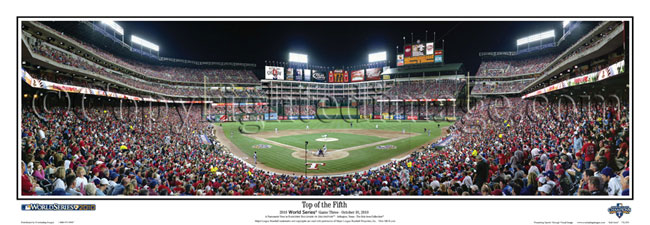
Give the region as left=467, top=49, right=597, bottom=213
left=20, top=20, right=629, bottom=196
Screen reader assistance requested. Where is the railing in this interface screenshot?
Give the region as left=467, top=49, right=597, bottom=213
left=478, top=51, right=517, bottom=57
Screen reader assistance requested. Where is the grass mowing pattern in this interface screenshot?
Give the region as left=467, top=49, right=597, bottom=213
left=221, top=119, right=452, bottom=174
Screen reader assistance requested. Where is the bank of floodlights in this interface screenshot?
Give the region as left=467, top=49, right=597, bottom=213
left=516, top=30, right=555, bottom=46
left=101, top=20, right=124, bottom=35
left=368, top=51, right=387, bottom=63
left=131, top=35, right=159, bottom=52
left=289, top=53, right=308, bottom=63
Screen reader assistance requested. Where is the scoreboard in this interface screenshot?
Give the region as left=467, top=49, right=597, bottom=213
left=397, top=41, right=444, bottom=66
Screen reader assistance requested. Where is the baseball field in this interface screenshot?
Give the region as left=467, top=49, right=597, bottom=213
left=217, top=119, right=452, bottom=175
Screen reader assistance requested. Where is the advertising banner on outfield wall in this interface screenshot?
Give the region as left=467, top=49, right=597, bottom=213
left=351, top=69, right=365, bottom=82
left=366, top=68, right=382, bottom=80
left=265, top=66, right=285, bottom=80
left=286, top=68, right=294, bottom=80
left=295, top=68, right=303, bottom=81
left=304, top=69, right=311, bottom=82
left=426, top=42, right=434, bottom=55
left=264, top=113, right=278, bottom=120
left=312, top=70, right=326, bottom=82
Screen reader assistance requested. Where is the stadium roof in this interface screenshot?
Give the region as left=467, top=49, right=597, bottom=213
left=382, top=63, right=464, bottom=75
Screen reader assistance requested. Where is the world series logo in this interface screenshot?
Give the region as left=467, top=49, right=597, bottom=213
left=607, top=203, right=631, bottom=218
left=22, top=203, right=96, bottom=211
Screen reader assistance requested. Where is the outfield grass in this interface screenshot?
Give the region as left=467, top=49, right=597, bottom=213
left=221, top=119, right=451, bottom=174
left=268, top=132, right=386, bottom=150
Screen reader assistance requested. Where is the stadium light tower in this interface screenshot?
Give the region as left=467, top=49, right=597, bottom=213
left=131, top=35, right=160, bottom=56
left=101, top=20, right=124, bottom=42
left=516, top=30, right=555, bottom=52
left=289, top=53, right=308, bottom=63
left=368, top=51, right=387, bottom=63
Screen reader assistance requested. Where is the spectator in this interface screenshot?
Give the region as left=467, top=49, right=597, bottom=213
left=600, top=167, right=622, bottom=196
left=65, top=174, right=82, bottom=196
left=587, top=176, right=607, bottom=196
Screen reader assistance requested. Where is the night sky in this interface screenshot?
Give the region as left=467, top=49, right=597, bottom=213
left=114, top=20, right=565, bottom=74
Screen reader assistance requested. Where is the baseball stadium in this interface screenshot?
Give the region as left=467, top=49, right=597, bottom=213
left=19, top=19, right=630, bottom=197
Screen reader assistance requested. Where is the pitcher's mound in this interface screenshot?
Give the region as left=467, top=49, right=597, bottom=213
left=315, top=137, right=339, bottom=142
left=292, top=150, right=349, bottom=161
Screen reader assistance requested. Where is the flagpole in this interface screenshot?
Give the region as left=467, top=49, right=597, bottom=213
left=433, top=32, right=436, bottom=49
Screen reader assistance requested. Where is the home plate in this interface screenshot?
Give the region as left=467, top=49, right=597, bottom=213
left=315, top=137, right=339, bottom=142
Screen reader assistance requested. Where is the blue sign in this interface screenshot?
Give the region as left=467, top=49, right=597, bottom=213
left=264, top=113, right=278, bottom=120
left=434, top=55, right=443, bottom=63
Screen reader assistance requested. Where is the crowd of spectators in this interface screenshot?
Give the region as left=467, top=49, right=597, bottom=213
left=26, top=34, right=264, bottom=99
left=358, top=102, right=464, bottom=118
left=471, top=79, right=534, bottom=94
left=445, top=96, right=629, bottom=196
left=284, top=105, right=316, bottom=116
left=211, top=105, right=273, bottom=116
left=476, top=54, right=556, bottom=77
left=21, top=91, right=629, bottom=196
left=21, top=104, right=223, bottom=196
left=33, top=22, right=260, bottom=84
left=384, top=80, right=465, bottom=99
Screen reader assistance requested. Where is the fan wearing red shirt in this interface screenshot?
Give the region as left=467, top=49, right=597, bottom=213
left=581, top=137, right=596, bottom=170
left=21, top=162, right=36, bottom=196
left=497, top=151, right=506, bottom=166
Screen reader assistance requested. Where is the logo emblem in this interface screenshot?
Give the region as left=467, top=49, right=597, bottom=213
left=252, top=144, right=272, bottom=149
left=306, top=163, right=326, bottom=170
left=376, top=145, right=397, bottom=150
left=608, top=203, right=631, bottom=218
